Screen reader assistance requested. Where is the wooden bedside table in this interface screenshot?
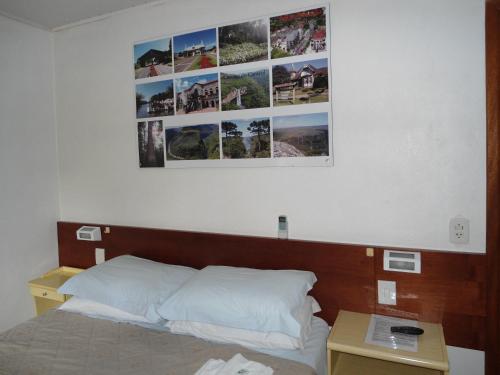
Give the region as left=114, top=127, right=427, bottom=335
left=28, top=266, right=83, bottom=316
left=327, top=310, right=449, bottom=375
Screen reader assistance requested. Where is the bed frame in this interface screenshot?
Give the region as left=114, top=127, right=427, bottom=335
left=57, top=221, right=485, bottom=351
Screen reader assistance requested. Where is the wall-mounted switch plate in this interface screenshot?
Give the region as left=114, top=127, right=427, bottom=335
left=378, top=280, right=396, bottom=305
left=95, top=248, right=105, bottom=264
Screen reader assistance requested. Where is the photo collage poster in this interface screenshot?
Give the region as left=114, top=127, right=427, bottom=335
left=134, top=5, right=332, bottom=168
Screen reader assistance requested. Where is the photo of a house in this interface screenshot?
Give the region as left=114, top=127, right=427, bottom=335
left=173, top=29, right=217, bottom=72
left=270, top=7, right=327, bottom=59
left=272, top=58, right=328, bottom=106
left=134, top=38, right=173, bottom=79
left=136, top=80, right=174, bottom=119
left=175, top=73, right=219, bottom=115
left=273, top=112, right=329, bottom=157
left=219, top=19, right=268, bottom=66
left=137, top=120, right=165, bottom=167
left=222, top=117, right=270, bottom=159
left=221, top=68, right=270, bottom=111
left=165, top=124, right=220, bottom=160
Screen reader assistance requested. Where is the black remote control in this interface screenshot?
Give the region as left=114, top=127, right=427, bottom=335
left=390, top=326, right=424, bottom=335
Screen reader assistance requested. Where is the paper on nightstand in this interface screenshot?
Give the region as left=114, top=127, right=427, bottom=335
left=365, top=314, right=418, bottom=352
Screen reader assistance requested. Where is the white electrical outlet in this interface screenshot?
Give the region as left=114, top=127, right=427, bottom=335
left=449, top=217, right=469, bottom=244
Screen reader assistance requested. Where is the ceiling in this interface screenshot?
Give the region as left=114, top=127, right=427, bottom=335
left=0, top=0, right=161, bottom=30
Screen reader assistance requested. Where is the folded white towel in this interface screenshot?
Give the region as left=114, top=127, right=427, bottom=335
left=194, top=359, right=226, bottom=375
left=195, top=354, right=273, bottom=375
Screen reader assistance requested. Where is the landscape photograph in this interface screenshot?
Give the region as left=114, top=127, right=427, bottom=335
left=270, top=7, right=327, bottom=59
left=273, top=112, right=329, bottom=157
left=222, top=117, right=270, bottom=159
left=221, top=68, right=270, bottom=111
left=136, top=79, right=174, bottom=118
left=165, top=124, right=220, bottom=161
left=137, top=120, right=165, bottom=168
left=175, top=73, right=219, bottom=115
left=272, top=58, right=328, bottom=106
left=134, top=37, right=173, bottom=79
left=173, top=28, right=217, bottom=72
left=219, top=19, right=268, bottom=66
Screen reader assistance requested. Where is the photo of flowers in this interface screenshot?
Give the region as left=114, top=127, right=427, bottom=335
left=165, top=124, right=220, bottom=160
left=273, top=113, right=329, bottom=157
left=175, top=73, right=219, bottom=115
left=272, top=58, right=328, bottom=106
left=219, top=19, right=268, bottom=66
left=136, top=80, right=174, bottom=119
left=221, top=68, right=270, bottom=111
left=137, top=120, right=165, bottom=167
left=173, top=29, right=218, bottom=72
left=222, top=117, right=270, bottom=159
left=134, top=37, right=173, bottom=79
left=270, top=7, right=327, bottom=59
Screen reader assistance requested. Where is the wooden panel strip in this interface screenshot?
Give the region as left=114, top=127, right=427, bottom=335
left=373, top=248, right=486, bottom=350
left=486, top=1, right=500, bottom=374
left=57, top=221, right=486, bottom=350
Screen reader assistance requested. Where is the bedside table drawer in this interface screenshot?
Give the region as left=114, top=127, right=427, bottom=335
left=29, top=286, right=65, bottom=302
left=334, top=353, right=441, bottom=375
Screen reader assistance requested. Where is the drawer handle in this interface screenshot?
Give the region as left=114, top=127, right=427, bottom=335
left=42, top=292, right=48, bottom=297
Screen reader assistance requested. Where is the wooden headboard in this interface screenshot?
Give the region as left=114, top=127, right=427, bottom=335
left=58, top=221, right=375, bottom=325
left=57, top=221, right=486, bottom=351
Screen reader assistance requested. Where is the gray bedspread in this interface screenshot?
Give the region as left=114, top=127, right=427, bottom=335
left=0, top=310, right=315, bottom=375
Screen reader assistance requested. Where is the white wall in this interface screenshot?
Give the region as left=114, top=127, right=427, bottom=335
left=448, top=346, right=484, bottom=375
left=54, top=0, right=486, bottom=254
left=0, top=15, right=59, bottom=331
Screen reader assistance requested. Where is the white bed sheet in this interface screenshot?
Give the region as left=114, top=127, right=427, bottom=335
left=59, top=300, right=329, bottom=375
left=254, top=317, right=329, bottom=375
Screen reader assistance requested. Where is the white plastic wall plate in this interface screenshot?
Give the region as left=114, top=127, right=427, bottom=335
left=95, top=248, right=105, bottom=264
left=449, top=217, right=470, bottom=244
left=378, top=280, right=396, bottom=305
left=76, top=226, right=102, bottom=241
left=383, top=250, right=421, bottom=273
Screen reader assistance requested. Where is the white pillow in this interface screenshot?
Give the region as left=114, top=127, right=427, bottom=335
left=58, top=255, right=197, bottom=323
left=166, top=297, right=321, bottom=350
left=158, top=266, right=317, bottom=338
left=59, top=297, right=151, bottom=324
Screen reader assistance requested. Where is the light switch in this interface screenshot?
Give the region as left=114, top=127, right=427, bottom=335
left=95, top=248, right=105, bottom=264
left=378, top=280, right=396, bottom=305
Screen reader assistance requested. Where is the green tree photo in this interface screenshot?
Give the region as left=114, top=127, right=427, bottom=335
left=221, top=70, right=270, bottom=111
left=222, top=118, right=270, bottom=159
left=247, top=119, right=270, bottom=158
left=222, top=121, right=246, bottom=159
left=166, top=125, right=220, bottom=161
left=247, top=120, right=269, bottom=154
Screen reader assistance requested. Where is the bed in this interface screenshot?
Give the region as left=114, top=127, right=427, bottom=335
left=0, top=254, right=330, bottom=375
left=0, top=311, right=328, bottom=375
